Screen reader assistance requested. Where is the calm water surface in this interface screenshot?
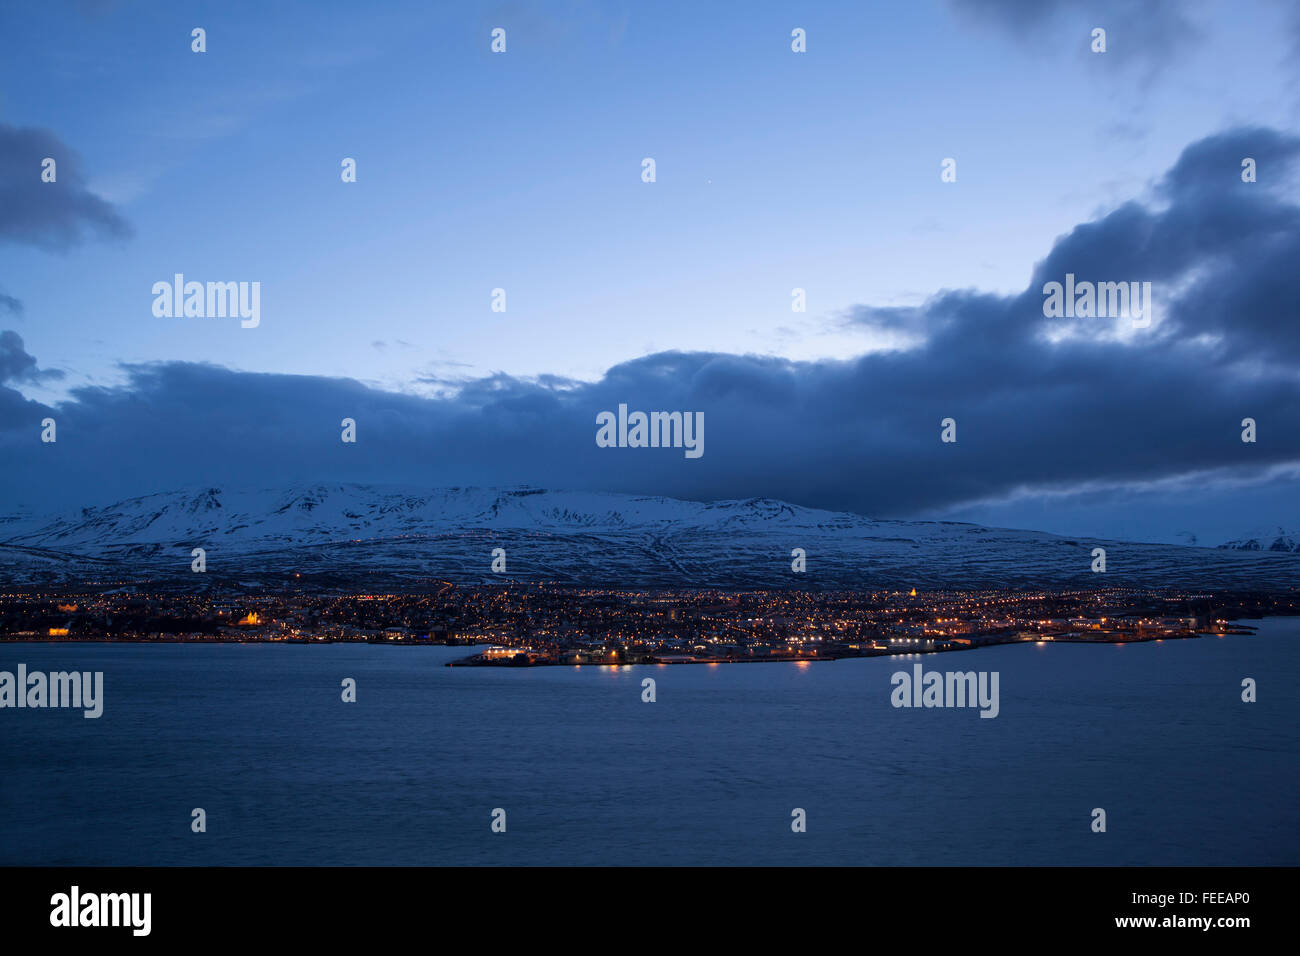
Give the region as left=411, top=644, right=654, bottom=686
left=2, top=619, right=1296, bottom=865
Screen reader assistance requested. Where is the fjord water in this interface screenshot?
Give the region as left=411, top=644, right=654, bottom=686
left=2, top=619, right=1297, bottom=866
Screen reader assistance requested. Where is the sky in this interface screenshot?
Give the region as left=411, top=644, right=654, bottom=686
left=1, top=0, right=1298, bottom=545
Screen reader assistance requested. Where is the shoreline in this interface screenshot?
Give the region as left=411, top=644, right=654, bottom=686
left=443, top=625, right=1258, bottom=667
left=0, top=623, right=1266, bottom=669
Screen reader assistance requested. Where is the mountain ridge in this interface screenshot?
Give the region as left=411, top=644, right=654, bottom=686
left=1218, top=526, right=1300, bottom=554
left=1, top=483, right=1297, bottom=591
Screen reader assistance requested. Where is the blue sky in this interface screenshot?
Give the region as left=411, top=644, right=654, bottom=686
left=2, top=0, right=1299, bottom=544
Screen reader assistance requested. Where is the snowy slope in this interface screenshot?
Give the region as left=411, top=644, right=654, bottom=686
left=1, top=484, right=1297, bottom=591
left=1219, top=527, right=1300, bottom=554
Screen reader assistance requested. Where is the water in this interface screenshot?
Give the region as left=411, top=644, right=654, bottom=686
left=2, top=620, right=1297, bottom=866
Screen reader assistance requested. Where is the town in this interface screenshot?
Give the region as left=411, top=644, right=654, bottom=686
left=0, top=582, right=1289, bottom=666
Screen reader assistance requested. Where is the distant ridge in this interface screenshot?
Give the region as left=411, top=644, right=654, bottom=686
left=1219, top=527, right=1300, bottom=554
left=1, top=484, right=1297, bottom=591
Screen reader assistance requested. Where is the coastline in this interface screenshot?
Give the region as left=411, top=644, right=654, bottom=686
left=0, top=623, right=1264, bottom=668
left=442, top=624, right=1259, bottom=667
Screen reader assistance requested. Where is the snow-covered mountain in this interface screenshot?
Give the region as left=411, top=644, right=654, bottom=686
left=1219, top=527, right=1300, bottom=554
left=1, top=484, right=1297, bottom=591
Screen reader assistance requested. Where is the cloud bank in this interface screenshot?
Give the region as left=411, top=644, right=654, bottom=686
left=1, top=127, right=1298, bottom=524
left=0, top=123, right=131, bottom=251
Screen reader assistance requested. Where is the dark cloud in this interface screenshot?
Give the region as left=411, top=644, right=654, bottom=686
left=1026, top=126, right=1300, bottom=362
left=839, top=304, right=929, bottom=341
left=0, top=123, right=131, bottom=251
left=1, top=127, right=1298, bottom=521
left=0, top=331, right=62, bottom=385
left=0, top=331, right=63, bottom=442
left=0, top=124, right=131, bottom=346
